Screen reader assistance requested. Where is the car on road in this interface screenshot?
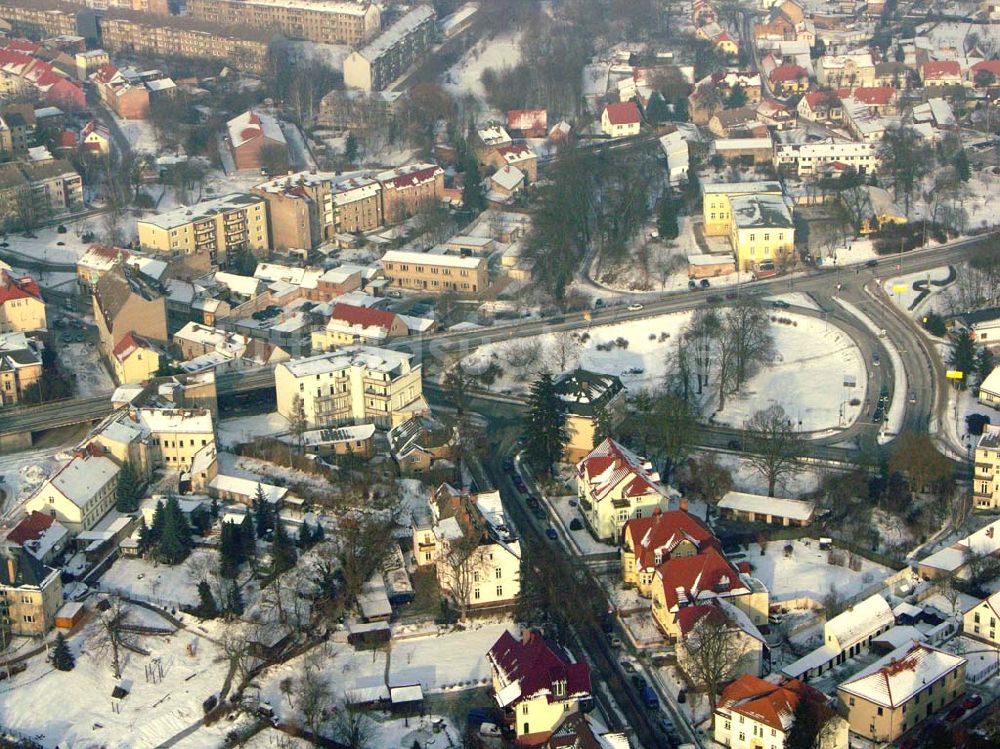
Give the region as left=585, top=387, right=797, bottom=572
left=866, top=259, right=879, bottom=268
left=502, top=459, right=514, bottom=472
left=908, top=390, right=917, bottom=404
left=532, top=507, right=547, bottom=521
left=872, top=352, right=881, bottom=366
left=700, top=279, right=710, bottom=288
left=526, top=495, right=540, bottom=507
left=620, top=660, right=636, bottom=674
left=545, top=527, right=558, bottom=540
left=771, top=300, right=790, bottom=309
left=706, top=295, right=722, bottom=303
left=727, top=439, right=743, bottom=451
left=963, top=694, right=983, bottom=710
left=513, top=477, right=527, bottom=492
left=725, top=292, right=737, bottom=300
left=677, top=689, right=686, bottom=704
left=688, top=280, right=697, bottom=290
left=640, top=685, right=659, bottom=709
left=630, top=674, right=647, bottom=691
left=627, top=303, right=644, bottom=311
left=945, top=704, right=966, bottom=722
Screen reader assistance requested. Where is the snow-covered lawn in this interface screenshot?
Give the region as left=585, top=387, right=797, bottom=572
left=745, top=538, right=894, bottom=603
left=387, top=621, right=512, bottom=692
left=763, top=292, right=822, bottom=312
left=0, top=605, right=230, bottom=749
left=98, top=549, right=216, bottom=608
left=442, top=31, right=522, bottom=105
left=217, top=411, right=290, bottom=450
left=882, top=265, right=954, bottom=315
left=941, top=385, right=994, bottom=458
left=0, top=224, right=100, bottom=266
left=63, top=341, right=116, bottom=398
left=713, top=315, right=867, bottom=433
left=464, top=311, right=867, bottom=432
left=109, top=109, right=158, bottom=155
left=0, top=447, right=70, bottom=518
left=546, top=493, right=618, bottom=556
left=711, top=451, right=824, bottom=498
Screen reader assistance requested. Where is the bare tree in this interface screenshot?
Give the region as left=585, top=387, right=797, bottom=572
left=439, top=533, right=490, bottom=621
left=295, top=653, right=333, bottom=738
left=329, top=698, right=377, bottom=749
left=743, top=405, right=801, bottom=496
left=329, top=489, right=403, bottom=604
left=220, top=626, right=258, bottom=687
left=679, top=453, right=734, bottom=519
left=260, top=142, right=289, bottom=177
left=680, top=606, right=751, bottom=719
left=547, top=331, right=581, bottom=373
left=503, top=339, right=543, bottom=378
left=724, top=299, right=775, bottom=392
left=289, top=394, right=308, bottom=455
left=92, top=597, right=139, bottom=679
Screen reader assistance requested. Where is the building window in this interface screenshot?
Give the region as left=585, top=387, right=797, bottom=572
left=496, top=585, right=503, bottom=597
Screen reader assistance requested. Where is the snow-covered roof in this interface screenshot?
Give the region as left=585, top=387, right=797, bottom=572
left=839, top=642, right=965, bottom=708
left=353, top=5, right=434, bottom=63
left=718, top=491, right=815, bottom=522
left=214, top=271, right=263, bottom=298
left=782, top=644, right=839, bottom=679
left=298, top=424, right=376, bottom=446
left=688, top=253, right=735, bottom=266
left=140, top=193, right=263, bottom=231
left=209, top=475, right=287, bottom=504
left=226, top=109, right=286, bottom=150
left=279, top=345, right=413, bottom=378
left=825, top=593, right=894, bottom=650
left=729, top=193, right=794, bottom=230
left=491, top=166, right=524, bottom=191
left=137, top=408, right=214, bottom=435
left=381, top=249, right=483, bottom=269
left=980, top=366, right=1000, bottom=396
left=44, top=453, right=120, bottom=509
left=921, top=518, right=1000, bottom=572
left=702, top=180, right=782, bottom=196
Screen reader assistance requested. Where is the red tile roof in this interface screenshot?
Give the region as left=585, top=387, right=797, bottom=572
left=769, top=63, right=808, bottom=83
left=329, top=302, right=398, bottom=333
left=6, top=511, right=54, bottom=545
left=676, top=602, right=728, bottom=635
left=0, top=270, right=42, bottom=306
left=849, top=86, right=896, bottom=106
left=507, top=108, right=547, bottom=132
left=655, top=546, right=745, bottom=609
left=488, top=630, right=591, bottom=705
left=603, top=101, right=641, bottom=126
left=972, top=60, right=1000, bottom=77
left=380, top=164, right=443, bottom=190
left=718, top=676, right=827, bottom=733
left=576, top=438, right=669, bottom=503
left=495, top=143, right=534, bottom=162
left=112, top=330, right=154, bottom=362
left=623, top=509, right=717, bottom=571
left=922, top=60, right=961, bottom=79
left=802, top=90, right=840, bottom=108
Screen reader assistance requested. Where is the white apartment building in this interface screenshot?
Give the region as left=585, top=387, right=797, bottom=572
left=25, top=450, right=120, bottom=534
left=274, top=345, right=423, bottom=429
left=773, top=139, right=879, bottom=176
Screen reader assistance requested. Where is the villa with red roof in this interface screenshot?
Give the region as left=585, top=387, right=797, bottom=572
left=677, top=599, right=767, bottom=680
left=970, top=59, right=1000, bottom=85
left=487, top=629, right=592, bottom=746
left=769, top=63, right=810, bottom=95
left=312, top=302, right=408, bottom=348
left=600, top=101, right=641, bottom=138
left=650, top=544, right=769, bottom=640
left=575, top=438, right=675, bottom=541
left=226, top=109, right=288, bottom=172
left=5, top=511, right=69, bottom=565
left=485, top=142, right=539, bottom=182
left=0, top=270, right=45, bottom=333
left=921, top=60, right=962, bottom=87
left=715, top=675, right=848, bottom=749
left=620, top=506, right=717, bottom=596
left=506, top=108, right=547, bottom=138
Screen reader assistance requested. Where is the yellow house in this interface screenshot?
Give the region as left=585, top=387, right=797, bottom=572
left=111, top=331, right=161, bottom=385
left=0, top=548, right=63, bottom=638
left=620, top=506, right=715, bottom=597
left=553, top=369, right=625, bottom=462
left=702, top=181, right=783, bottom=237
left=857, top=185, right=907, bottom=235
left=974, top=425, right=1000, bottom=509
left=964, top=590, right=1000, bottom=646
left=838, top=643, right=966, bottom=744
left=0, top=270, right=46, bottom=333
left=651, top=546, right=769, bottom=641
left=487, top=629, right=591, bottom=746
left=25, top=449, right=121, bottom=534
left=677, top=601, right=766, bottom=680
left=0, top=332, right=43, bottom=407
left=136, top=408, right=216, bottom=470
left=310, top=303, right=409, bottom=350
left=728, top=192, right=796, bottom=271
left=576, top=438, right=673, bottom=542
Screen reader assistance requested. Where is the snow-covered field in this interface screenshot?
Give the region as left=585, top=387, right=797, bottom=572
left=0, top=225, right=101, bottom=266
left=442, top=31, right=522, bottom=105
left=98, top=549, right=217, bottom=608
left=0, top=604, right=229, bottom=749
left=217, top=412, right=290, bottom=450
left=464, top=311, right=867, bottom=432
left=882, top=266, right=954, bottom=316
left=0, top=447, right=69, bottom=518
left=713, top=451, right=823, bottom=498
left=745, top=538, right=893, bottom=603
left=387, top=621, right=512, bottom=692
left=109, top=109, right=158, bottom=155
left=63, top=341, right=116, bottom=398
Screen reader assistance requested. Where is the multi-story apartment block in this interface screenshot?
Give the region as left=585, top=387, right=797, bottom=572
left=376, top=162, right=444, bottom=223
left=0, top=332, right=42, bottom=406
left=702, top=181, right=783, bottom=237
left=729, top=193, right=795, bottom=271
left=0, top=112, right=30, bottom=156
left=26, top=447, right=121, bottom=533
left=838, top=642, right=965, bottom=744
left=99, top=17, right=270, bottom=74
left=0, top=159, right=83, bottom=226
left=412, top=483, right=521, bottom=610
left=380, top=249, right=488, bottom=294
left=253, top=171, right=382, bottom=250
left=0, top=5, right=77, bottom=40
left=343, top=5, right=435, bottom=92
left=974, top=424, right=1000, bottom=510
left=487, top=630, right=591, bottom=746
left=0, top=270, right=46, bottom=333
left=576, top=438, right=673, bottom=542
left=137, top=193, right=269, bottom=269
left=274, top=345, right=423, bottom=429
left=0, top=547, right=63, bottom=638
left=773, top=139, right=878, bottom=176
left=187, top=0, right=379, bottom=45
left=136, top=408, right=216, bottom=470
left=92, top=264, right=168, bottom=353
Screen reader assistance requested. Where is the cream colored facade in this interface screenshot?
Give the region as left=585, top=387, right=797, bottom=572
left=974, top=425, right=1000, bottom=510
left=816, top=54, right=876, bottom=89
left=651, top=574, right=769, bottom=641
left=137, top=193, right=269, bottom=268
left=702, top=181, right=783, bottom=237
left=620, top=527, right=700, bottom=597
left=275, top=346, right=423, bottom=429
left=0, top=553, right=63, bottom=638
left=0, top=287, right=46, bottom=333
left=187, top=0, right=380, bottom=45
left=112, top=337, right=161, bottom=385
left=137, top=409, right=216, bottom=470
left=380, top=250, right=488, bottom=294
left=26, top=453, right=120, bottom=534
left=964, top=592, right=1000, bottom=646
left=714, top=691, right=849, bottom=749
left=838, top=645, right=966, bottom=743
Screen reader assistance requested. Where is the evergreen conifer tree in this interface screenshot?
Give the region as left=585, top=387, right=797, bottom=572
left=219, top=521, right=242, bottom=578
left=239, top=517, right=257, bottom=567
left=785, top=696, right=820, bottom=749
left=656, top=193, right=680, bottom=240
left=462, top=156, right=486, bottom=212
left=115, top=461, right=141, bottom=513
left=949, top=329, right=977, bottom=390
left=195, top=580, right=219, bottom=619
left=271, top=519, right=297, bottom=574
left=253, top=484, right=273, bottom=537
left=224, top=581, right=244, bottom=616
left=297, top=521, right=312, bottom=549
left=148, top=500, right=166, bottom=546
left=49, top=632, right=75, bottom=671
left=157, top=495, right=192, bottom=564
left=524, top=373, right=568, bottom=477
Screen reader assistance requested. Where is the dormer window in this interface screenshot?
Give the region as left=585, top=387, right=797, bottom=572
left=653, top=550, right=662, bottom=565
left=554, top=679, right=566, bottom=697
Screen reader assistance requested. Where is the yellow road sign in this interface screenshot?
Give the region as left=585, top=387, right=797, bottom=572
left=946, top=370, right=964, bottom=380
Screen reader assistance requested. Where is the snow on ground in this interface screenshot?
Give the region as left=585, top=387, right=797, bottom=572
left=763, top=292, right=822, bottom=312
left=109, top=109, right=159, bottom=155
left=62, top=341, right=116, bottom=397
left=387, top=621, right=512, bottom=692
left=216, top=451, right=332, bottom=497
left=745, top=538, right=893, bottom=603
left=217, top=411, right=290, bottom=450
left=712, top=451, right=823, bottom=498
left=547, top=494, right=618, bottom=556
left=0, top=605, right=229, bottom=749
left=98, top=549, right=215, bottom=608
left=835, top=296, right=906, bottom=443
left=290, top=40, right=351, bottom=70
left=442, top=30, right=522, bottom=105
left=10, top=266, right=77, bottom=292
left=941, top=383, right=994, bottom=458
left=962, top=169, right=1000, bottom=232
left=0, top=447, right=70, bottom=518
left=713, top=315, right=867, bottom=433
left=816, top=239, right=879, bottom=267
left=882, top=266, right=954, bottom=316
left=0, top=224, right=101, bottom=266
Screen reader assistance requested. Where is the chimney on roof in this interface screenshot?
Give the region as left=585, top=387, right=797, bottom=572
left=679, top=497, right=689, bottom=512
left=989, top=527, right=995, bottom=538
left=6, top=556, right=15, bottom=584
left=653, top=507, right=662, bottom=517
left=521, top=629, right=533, bottom=646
